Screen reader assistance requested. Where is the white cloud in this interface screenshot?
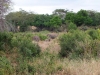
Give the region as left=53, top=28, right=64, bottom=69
left=11, top=0, right=100, bottom=14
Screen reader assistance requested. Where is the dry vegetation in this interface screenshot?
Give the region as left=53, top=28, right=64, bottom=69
left=30, top=50, right=100, bottom=75
left=31, top=31, right=100, bottom=75
left=1, top=31, right=100, bottom=75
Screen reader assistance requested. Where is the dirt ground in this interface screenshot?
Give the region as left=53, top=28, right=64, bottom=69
left=33, top=37, right=61, bottom=54
left=32, top=32, right=66, bottom=53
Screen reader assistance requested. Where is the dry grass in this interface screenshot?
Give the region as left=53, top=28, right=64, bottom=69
left=32, top=55, right=100, bottom=75
left=3, top=32, right=100, bottom=75
left=31, top=32, right=100, bottom=75
left=38, top=39, right=60, bottom=54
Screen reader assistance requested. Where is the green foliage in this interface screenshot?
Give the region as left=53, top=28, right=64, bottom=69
left=28, top=64, right=36, bottom=74
left=33, top=14, right=52, bottom=29
left=50, top=16, right=62, bottom=30
left=6, top=10, right=35, bottom=32
left=6, top=9, right=100, bottom=32
left=68, top=22, right=77, bottom=31
left=87, top=10, right=100, bottom=26
left=11, top=33, right=41, bottom=58
left=32, top=51, right=61, bottom=75
left=33, top=14, right=62, bottom=31
left=16, top=59, right=36, bottom=75
left=59, top=29, right=100, bottom=59
left=38, top=34, right=47, bottom=41
left=65, top=9, right=93, bottom=26
left=74, top=10, right=92, bottom=26
left=65, top=12, right=76, bottom=23
left=59, top=30, right=91, bottom=58
left=90, top=40, right=100, bottom=57
left=0, top=32, right=13, bottom=52
left=19, top=39, right=40, bottom=58
left=0, top=57, right=13, bottom=75
left=86, top=29, right=100, bottom=40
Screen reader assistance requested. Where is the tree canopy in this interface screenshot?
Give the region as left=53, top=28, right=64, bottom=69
left=5, top=9, right=100, bottom=32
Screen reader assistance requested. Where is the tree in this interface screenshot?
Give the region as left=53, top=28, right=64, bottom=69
left=87, top=10, right=100, bottom=26
left=50, top=16, right=62, bottom=30
left=0, top=0, right=12, bottom=31
left=68, top=22, right=77, bottom=31
left=74, top=9, right=92, bottom=26
left=6, top=9, right=35, bottom=32
left=53, top=9, right=68, bottom=20
left=65, top=12, right=76, bottom=23
left=33, top=14, right=52, bottom=30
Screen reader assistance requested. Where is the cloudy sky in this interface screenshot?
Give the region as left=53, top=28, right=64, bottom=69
left=11, top=0, right=100, bottom=14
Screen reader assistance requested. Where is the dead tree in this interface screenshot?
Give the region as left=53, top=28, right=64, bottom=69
left=0, top=0, right=15, bottom=32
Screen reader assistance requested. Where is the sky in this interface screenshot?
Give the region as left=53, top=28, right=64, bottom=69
left=11, top=0, right=100, bottom=14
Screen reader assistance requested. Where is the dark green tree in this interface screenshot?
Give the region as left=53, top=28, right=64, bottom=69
left=65, top=12, right=76, bottom=23
left=87, top=10, right=100, bottom=26
left=33, top=14, right=52, bottom=30
left=74, top=9, right=92, bottom=26
left=50, top=16, right=62, bottom=30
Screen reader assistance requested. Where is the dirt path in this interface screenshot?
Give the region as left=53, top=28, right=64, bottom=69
left=32, top=32, right=66, bottom=53
left=33, top=38, right=60, bottom=53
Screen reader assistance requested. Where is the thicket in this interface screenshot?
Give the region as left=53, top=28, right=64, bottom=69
left=0, top=57, right=13, bottom=75
left=67, top=22, right=77, bottom=31
left=0, top=32, right=13, bottom=52
left=59, top=29, right=100, bottom=59
left=6, top=9, right=100, bottom=32
left=0, top=32, right=41, bottom=75
left=11, top=33, right=41, bottom=58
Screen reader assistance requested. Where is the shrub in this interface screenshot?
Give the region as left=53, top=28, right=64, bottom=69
left=38, top=34, right=47, bottom=41
left=0, top=32, right=13, bottom=52
left=90, top=40, right=100, bottom=57
left=28, top=64, right=36, bottom=74
left=59, top=30, right=91, bottom=58
left=19, top=39, right=41, bottom=58
left=68, top=22, right=77, bottom=31
left=86, top=29, right=100, bottom=40
left=0, top=57, right=13, bottom=75
left=11, top=33, right=41, bottom=58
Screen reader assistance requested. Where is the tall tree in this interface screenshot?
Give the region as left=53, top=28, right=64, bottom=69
left=53, top=9, right=68, bottom=19
left=0, top=0, right=11, bottom=31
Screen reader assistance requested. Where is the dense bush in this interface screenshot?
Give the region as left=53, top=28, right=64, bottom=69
left=86, top=29, right=100, bottom=40
left=0, top=32, right=13, bottom=52
left=59, top=30, right=92, bottom=58
left=67, top=22, right=77, bottom=31
left=37, top=34, right=47, bottom=41
left=0, top=57, right=13, bottom=75
left=11, top=33, right=41, bottom=58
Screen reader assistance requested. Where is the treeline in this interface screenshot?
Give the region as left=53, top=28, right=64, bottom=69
left=6, top=9, right=100, bottom=32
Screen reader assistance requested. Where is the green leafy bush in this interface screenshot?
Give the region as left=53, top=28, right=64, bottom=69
left=0, top=57, right=13, bottom=75
left=38, top=34, right=47, bottom=41
left=19, top=39, right=41, bottom=58
left=28, top=64, right=36, bottom=74
left=11, top=33, right=41, bottom=58
left=90, top=40, right=100, bottom=57
left=68, top=22, right=77, bottom=31
left=59, top=30, right=91, bottom=58
left=86, top=29, right=100, bottom=40
left=0, top=32, right=13, bottom=52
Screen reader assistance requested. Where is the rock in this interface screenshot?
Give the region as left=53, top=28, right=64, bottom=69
left=47, top=33, right=58, bottom=39
left=33, top=35, right=40, bottom=42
